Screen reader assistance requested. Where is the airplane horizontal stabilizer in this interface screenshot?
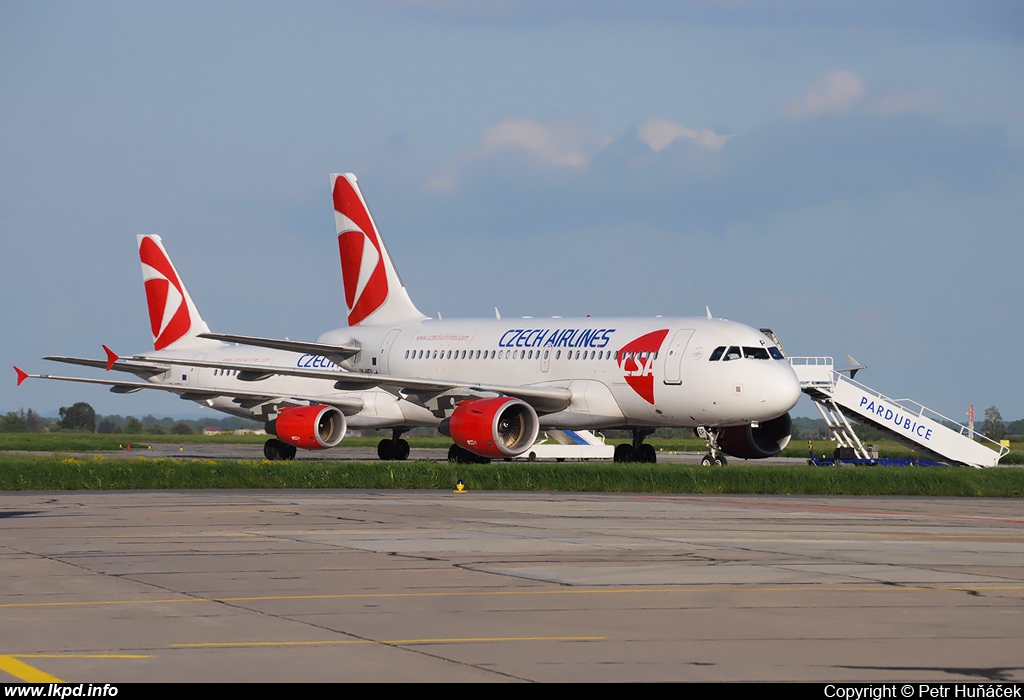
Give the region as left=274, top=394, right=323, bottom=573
left=198, top=333, right=360, bottom=361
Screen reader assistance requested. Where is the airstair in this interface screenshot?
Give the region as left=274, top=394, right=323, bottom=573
left=789, top=357, right=1008, bottom=468
left=520, top=429, right=614, bottom=461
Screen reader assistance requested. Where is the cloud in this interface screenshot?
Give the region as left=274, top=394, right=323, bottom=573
left=637, top=118, right=730, bottom=152
left=870, top=87, right=940, bottom=115
left=480, top=118, right=594, bottom=168
left=787, top=70, right=866, bottom=120
left=425, top=118, right=607, bottom=192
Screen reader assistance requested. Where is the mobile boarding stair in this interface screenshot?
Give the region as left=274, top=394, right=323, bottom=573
left=518, top=429, right=615, bottom=462
left=789, top=357, right=1008, bottom=468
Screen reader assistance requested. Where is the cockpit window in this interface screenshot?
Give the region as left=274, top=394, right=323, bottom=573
left=768, top=347, right=784, bottom=360
left=723, top=346, right=742, bottom=361
left=742, top=346, right=771, bottom=360
left=709, top=346, right=725, bottom=361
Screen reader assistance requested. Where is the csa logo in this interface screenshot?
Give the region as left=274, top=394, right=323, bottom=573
left=618, top=329, right=669, bottom=405
left=333, top=176, right=388, bottom=326
left=139, top=237, right=191, bottom=351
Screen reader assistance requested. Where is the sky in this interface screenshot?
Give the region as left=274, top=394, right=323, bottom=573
left=2, top=0, right=1022, bottom=424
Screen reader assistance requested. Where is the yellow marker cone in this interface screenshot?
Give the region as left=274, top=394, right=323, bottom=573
left=454, top=479, right=466, bottom=493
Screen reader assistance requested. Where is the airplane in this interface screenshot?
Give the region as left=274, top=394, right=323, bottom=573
left=151, top=172, right=804, bottom=465
left=15, top=234, right=441, bottom=460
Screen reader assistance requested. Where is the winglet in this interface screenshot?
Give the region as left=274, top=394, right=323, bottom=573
left=14, top=366, right=28, bottom=386
left=102, top=345, right=119, bottom=371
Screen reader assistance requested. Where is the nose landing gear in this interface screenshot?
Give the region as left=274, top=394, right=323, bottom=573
left=696, top=426, right=728, bottom=466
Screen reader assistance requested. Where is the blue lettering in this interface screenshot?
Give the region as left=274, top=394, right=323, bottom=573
left=860, top=397, right=869, bottom=408
left=499, top=329, right=521, bottom=348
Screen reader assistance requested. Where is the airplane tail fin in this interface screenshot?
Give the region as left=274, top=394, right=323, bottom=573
left=137, top=234, right=217, bottom=351
left=330, top=173, right=426, bottom=326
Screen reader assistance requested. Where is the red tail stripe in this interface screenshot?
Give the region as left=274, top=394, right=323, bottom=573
left=138, top=237, right=191, bottom=350
left=333, top=177, right=388, bottom=326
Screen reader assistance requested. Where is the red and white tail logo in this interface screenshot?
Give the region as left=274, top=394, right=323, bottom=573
left=139, top=236, right=191, bottom=350
left=331, top=173, right=424, bottom=326
left=333, top=175, right=389, bottom=326
left=618, top=329, right=670, bottom=405
left=137, top=235, right=211, bottom=351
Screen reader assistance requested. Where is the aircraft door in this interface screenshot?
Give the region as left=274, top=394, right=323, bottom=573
left=379, top=329, right=402, bottom=374
left=663, top=329, right=694, bottom=385
left=187, top=353, right=207, bottom=386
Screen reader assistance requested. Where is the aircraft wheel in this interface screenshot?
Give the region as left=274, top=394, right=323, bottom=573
left=715, top=455, right=727, bottom=466
left=448, top=444, right=472, bottom=464
left=377, top=439, right=394, bottom=460
left=614, top=443, right=636, bottom=463
left=283, top=444, right=297, bottom=460
left=395, top=439, right=410, bottom=461
left=640, top=444, right=657, bottom=464
left=700, top=454, right=713, bottom=466
left=528, top=452, right=537, bottom=462
left=264, top=439, right=282, bottom=461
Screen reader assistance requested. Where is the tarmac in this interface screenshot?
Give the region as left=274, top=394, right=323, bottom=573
left=2, top=486, right=1023, bottom=682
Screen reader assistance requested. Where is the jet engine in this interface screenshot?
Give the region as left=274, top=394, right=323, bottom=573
left=266, top=405, right=347, bottom=450
left=717, top=412, right=793, bottom=459
left=440, top=397, right=539, bottom=459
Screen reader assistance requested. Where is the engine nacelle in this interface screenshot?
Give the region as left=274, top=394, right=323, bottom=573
left=717, top=412, right=793, bottom=459
left=440, top=397, right=539, bottom=459
left=266, top=405, right=347, bottom=450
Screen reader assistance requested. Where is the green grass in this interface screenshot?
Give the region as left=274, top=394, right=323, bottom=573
left=1, top=453, right=1022, bottom=496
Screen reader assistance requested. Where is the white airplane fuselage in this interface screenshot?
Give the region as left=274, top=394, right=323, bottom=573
left=318, top=316, right=801, bottom=430
left=136, top=344, right=427, bottom=430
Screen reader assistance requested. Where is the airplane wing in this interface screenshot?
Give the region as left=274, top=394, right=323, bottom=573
left=198, top=333, right=361, bottom=362
left=15, top=371, right=366, bottom=415
left=133, top=357, right=574, bottom=413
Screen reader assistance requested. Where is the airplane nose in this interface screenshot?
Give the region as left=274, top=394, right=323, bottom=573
left=774, top=363, right=802, bottom=414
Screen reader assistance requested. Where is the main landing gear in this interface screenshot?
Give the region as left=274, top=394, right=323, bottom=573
left=695, top=426, right=727, bottom=466
left=447, top=444, right=491, bottom=464
left=377, top=429, right=411, bottom=461
left=264, top=438, right=297, bottom=461
left=613, top=428, right=657, bottom=463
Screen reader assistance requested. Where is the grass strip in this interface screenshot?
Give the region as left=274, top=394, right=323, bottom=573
left=1, top=454, right=1022, bottom=496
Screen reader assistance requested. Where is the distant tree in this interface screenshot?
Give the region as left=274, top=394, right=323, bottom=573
left=0, top=410, right=29, bottom=433
left=58, top=402, right=96, bottom=432
left=25, top=409, right=47, bottom=432
left=124, top=417, right=146, bottom=434
left=982, top=406, right=1005, bottom=441
left=171, top=422, right=195, bottom=435
left=1006, top=419, right=1024, bottom=438
left=148, top=423, right=168, bottom=435
left=97, top=418, right=117, bottom=434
